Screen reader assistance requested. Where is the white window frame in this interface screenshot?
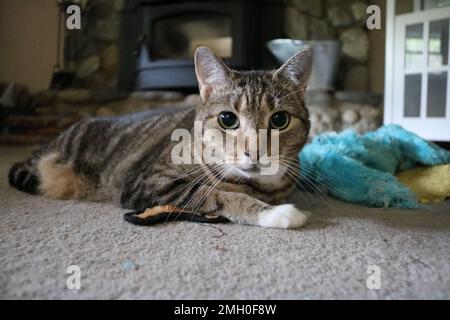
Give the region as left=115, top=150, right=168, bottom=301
left=384, top=0, right=450, bottom=141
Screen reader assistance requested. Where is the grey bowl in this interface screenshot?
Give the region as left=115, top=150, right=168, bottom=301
left=267, top=39, right=341, bottom=91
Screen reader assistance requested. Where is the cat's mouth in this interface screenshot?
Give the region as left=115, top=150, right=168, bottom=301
left=224, top=157, right=282, bottom=178
left=240, top=164, right=259, bottom=172
left=226, top=162, right=257, bottom=175
left=235, top=164, right=264, bottom=178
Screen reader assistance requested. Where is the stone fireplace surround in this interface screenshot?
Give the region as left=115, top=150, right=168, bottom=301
left=118, top=0, right=285, bottom=90
left=0, top=86, right=382, bottom=145
left=64, top=0, right=373, bottom=92
left=0, top=0, right=381, bottom=145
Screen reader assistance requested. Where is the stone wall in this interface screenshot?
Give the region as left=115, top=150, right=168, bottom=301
left=66, top=0, right=372, bottom=92
left=306, top=91, right=382, bottom=139
left=0, top=0, right=383, bottom=145
left=285, top=0, right=371, bottom=92
left=64, top=0, right=124, bottom=89
left=0, top=87, right=200, bottom=145
left=1, top=86, right=382, bottom=145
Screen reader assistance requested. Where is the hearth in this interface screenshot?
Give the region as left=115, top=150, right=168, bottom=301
left=118, top=0, right=285, bottom=91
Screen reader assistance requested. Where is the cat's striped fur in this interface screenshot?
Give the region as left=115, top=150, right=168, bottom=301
left=9, top=47, right=313, bottom=229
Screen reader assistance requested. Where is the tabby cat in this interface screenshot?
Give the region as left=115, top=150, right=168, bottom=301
left=9, top=46, right=313, bottom=229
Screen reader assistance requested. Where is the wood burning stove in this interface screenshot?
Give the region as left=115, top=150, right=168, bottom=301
left=118, top=0, right=285, bottom=91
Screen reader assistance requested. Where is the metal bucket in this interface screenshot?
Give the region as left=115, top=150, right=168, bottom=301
left=267, top=39, right=341, bottom=91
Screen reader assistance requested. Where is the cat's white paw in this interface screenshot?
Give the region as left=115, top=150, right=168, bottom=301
left=258, top=204, right=309, bottom=229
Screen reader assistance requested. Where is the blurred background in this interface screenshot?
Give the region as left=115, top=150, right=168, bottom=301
left=0, top=0, right=448, bottom=146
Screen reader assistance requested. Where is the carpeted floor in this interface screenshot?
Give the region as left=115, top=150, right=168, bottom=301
left=1, top=146, right=450, bottom=300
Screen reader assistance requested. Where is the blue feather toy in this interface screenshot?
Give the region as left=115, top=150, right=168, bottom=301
left=299, top=125, right=450, bottom=209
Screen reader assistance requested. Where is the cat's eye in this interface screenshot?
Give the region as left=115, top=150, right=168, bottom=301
left=270, top=112, right=290, bottom=130
left=218, top=112, right=239, bottom=129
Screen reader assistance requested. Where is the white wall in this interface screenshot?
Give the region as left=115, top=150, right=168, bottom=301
left=0, top=0, right=59, bottom=91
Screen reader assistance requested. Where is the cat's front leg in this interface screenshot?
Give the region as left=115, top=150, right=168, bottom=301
left=209, top=191, right=309, bottom=229
left=122, top=175, right=309, bottom=229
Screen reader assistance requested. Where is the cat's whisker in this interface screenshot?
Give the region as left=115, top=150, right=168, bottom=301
left=282, top=159, right=331, bottom=195
left=298, top=164, right=348, bottom=197
left=163, top=165, right=215, bottom=202
left=278, top=89, right=304, bottom=103
left=281, top=167, right=317, bottom=203
left=162, top=165, right=208, bottom=185
left=163, top=162, right=226, bottom=222
left=283, top=167, right=316, bottom=202
left=281, top=162, right=331, bottom=204
left=279, top=155, right=345, bottom=194
left=175, top=163, right=227, bottom=216
left=287, top=161, right=349, bottom=200
left=178, top=164, right=232, bottom=221
left=274, top=83, right=291, bottom=100
left=295, top=172, right=333, bottom=205
left=280, top=159, right=335, bottom=205
left=189, top=165, right=233, bottom=219
left=162, top=175, right=210, bottom=223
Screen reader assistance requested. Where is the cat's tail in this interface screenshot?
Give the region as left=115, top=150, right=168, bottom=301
left=8, top=161, right=40, bottom=195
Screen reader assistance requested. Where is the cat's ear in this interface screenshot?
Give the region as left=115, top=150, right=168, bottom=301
left=194, top=46, right=232, bottom=101
left=273, top=48, right=314, bottom=90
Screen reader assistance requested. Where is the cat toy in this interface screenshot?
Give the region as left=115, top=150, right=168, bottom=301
left=300, top=124, right=450, bottom=209
left=124, top=205, right=229, bottom=226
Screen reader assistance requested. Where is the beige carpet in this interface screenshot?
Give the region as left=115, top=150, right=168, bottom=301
left=1, top=146, right=450, bottom=299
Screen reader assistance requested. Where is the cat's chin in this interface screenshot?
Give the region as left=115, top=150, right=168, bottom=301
left=232, top=164, right=262, bottom=178
left=238, top=169, right=261, bottom=179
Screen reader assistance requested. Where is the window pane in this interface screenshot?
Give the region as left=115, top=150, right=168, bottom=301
left=421, top=0, right=450, bottom=10
left=405, top=24, right=424, bottom=69
left=427, top=72, right=447, bottom=117
left=429, top=19, right=449, bottom=68
left=404, top=74, right=422, bottom=117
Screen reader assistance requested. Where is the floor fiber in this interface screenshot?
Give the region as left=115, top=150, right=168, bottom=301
left=1, top=146, right=450, bottom=299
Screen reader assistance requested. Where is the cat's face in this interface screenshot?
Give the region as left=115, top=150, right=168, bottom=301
left=194, top=47, right=313, bottom=185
